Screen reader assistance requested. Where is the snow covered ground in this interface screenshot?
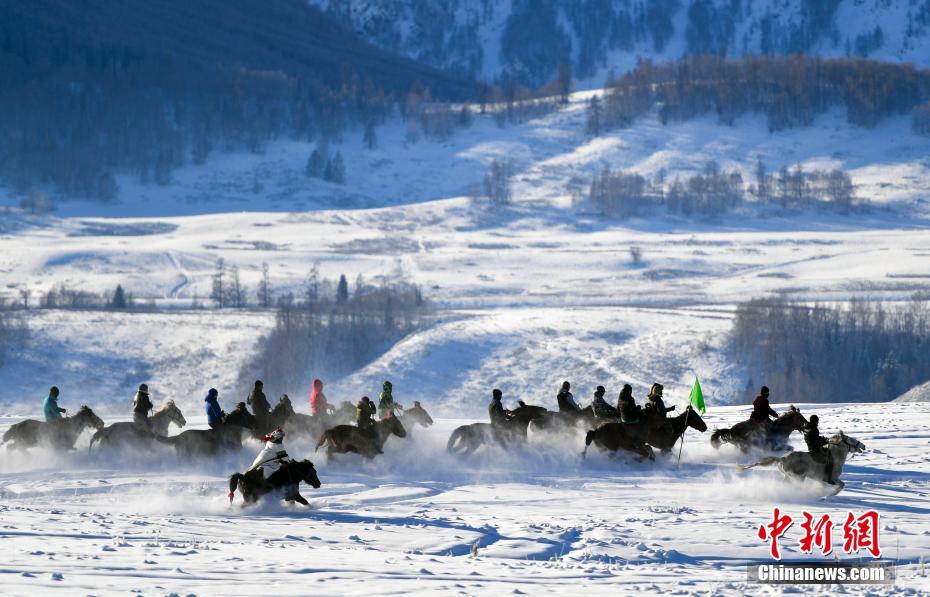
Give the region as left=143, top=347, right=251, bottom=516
left=0, top=401, right=927, bottom=595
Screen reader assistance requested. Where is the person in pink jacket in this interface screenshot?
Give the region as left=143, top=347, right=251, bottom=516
left=309, top=379, right=329, bottom=416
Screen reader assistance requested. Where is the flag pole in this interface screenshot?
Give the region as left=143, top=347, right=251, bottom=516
left=677, top=404, right=690, bottom=464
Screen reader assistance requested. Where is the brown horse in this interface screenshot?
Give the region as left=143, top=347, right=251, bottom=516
left=530, top=404, right=602, bottom=435
left=446, top=402, right=548, bottom=457
left=228, top=459, right=322, bottom=506
left=89, top=400, right=187, bottom=450
left=641, top=406, right=708, bottom=452
left=710, top=406, right=807, bottom=452
left=261, top=395, right=295, bottom=434
left=3, top=406, right=104, bottom=451
left=583, top=406, right=708, bottom=460
left=314, top=410, right=407, bottom=459
left=284, top=400, right=356, bottom=441
left=582, top=422, right=655, bottom=461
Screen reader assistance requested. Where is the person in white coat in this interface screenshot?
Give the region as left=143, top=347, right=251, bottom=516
left=247, top=428, right=289, bottom=478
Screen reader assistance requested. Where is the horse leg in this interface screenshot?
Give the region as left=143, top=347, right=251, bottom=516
left=291, top=492, right=309, bottom=506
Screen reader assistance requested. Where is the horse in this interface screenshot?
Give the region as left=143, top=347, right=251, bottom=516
left=314, top=410, right=407, bottom=459
left=89, top=400, right=187, bottom=450
left=150, top=400, right=187, bottom=436
left=582, top=405, right=708, bottom=460
left=2, top=405, right=104, bottom=451
left=530, top=404, right=605, bottom=436
left=260, top=395, right=295, bottom=434
left=640, top=405, right=708, bottom=452
left=741, top=431, right=866, bottom=493
left=446, top=402, right=548, bottom=457
left=710, top=406, right=807, bottom=452
left=397, top=401, right=434, bottom=432
left=157, top=406, right=257, bottom=458
left=228, top=459, right=322, bottom=506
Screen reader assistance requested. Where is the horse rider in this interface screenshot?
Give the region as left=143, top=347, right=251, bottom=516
left=750, top=385, right=778, bottom=430
left=803, top=414, right=835, bottom=485
left=378, top=380, right=399, bottom=418
left=309, top=378, right=330, bottom=417
left=556, top=381, right=582, bottom=415
left=132, top=383, right=154, bottom=430
left=43, top=386, right=66, bottom=422
left=617, top=384, right=643, bottom=424
left=204, top=388, right=226, bottom=430
left=591, top=385, right=619, bottom=419
left=248, top=380, right=271, bottom=429
left=644, top=383, right=675, bottom=418
left=488, top=389, right=513, bottom=427
left=247, top=428, right=290, bottom=477
left=356, top=396, right=377, bottom=435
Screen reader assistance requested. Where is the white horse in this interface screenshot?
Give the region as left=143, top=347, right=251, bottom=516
left=149, top=400, right=187, bottom=436
left=742, top=431, right=866, bottom=494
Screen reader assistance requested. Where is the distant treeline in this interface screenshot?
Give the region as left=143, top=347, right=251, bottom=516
left=237, top=273, right=428, bottom=396
left=588, top=55, right=930, bottom=134
left=732, top=298, right=930, bottom=404
left=588, top=159, right=856, bottom=219
left=0, top=0, right=476, bottom=201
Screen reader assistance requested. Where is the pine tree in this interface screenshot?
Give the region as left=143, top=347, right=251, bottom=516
left=258, top=262, right=272, bottom=308
left=111, top=284, right=127, bottom=309
left=211, top=258, right=226, bottom=307
left=336, top=274, right=349, bottom=303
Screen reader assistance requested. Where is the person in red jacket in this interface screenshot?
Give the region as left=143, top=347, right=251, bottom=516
left=309, top=378, right=329, bottom=417
left=749, top=385, right=778, bottom=427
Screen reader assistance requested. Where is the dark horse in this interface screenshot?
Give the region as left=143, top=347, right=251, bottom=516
left=228, top=459, right=322, bottom=506
left=710, top=406, right=807, bottom=453
left=446, top=402, right=548, bottom=457
left=530, top=404, right=604, bottom=435
left=582, top=406, right=708, bottom=460
left=157, top=405, right=257, bottom=457
left=260, top=395, right=296, bottom=435
left=3, top=406, right=104, bottom=450
left=397, top=401, right=434, bottom=433
left=314, top=410, right=407, bottom=459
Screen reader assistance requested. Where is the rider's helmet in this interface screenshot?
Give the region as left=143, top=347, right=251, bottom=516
left=263, top=428, right=285, bottom=443
left=254, top=380, right=263, bottom=388
left=492, top=388, right=502, bottom=399
left=561, top=381, right=571, bottom=390
left=595, top=385, right=606, bottom=397
left=50, top=386, right=60, bottom=396
left=761, top=385, right=770, bottom=396
left=139, top=383, right=148, bottom=392
left=809, top=414, right=819, bottom=426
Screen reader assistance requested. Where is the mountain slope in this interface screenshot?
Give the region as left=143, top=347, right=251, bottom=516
left=313, top=0, right=930, bottom=86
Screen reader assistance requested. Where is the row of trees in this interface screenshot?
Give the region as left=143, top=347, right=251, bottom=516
left=305, top=145, right=347, bottom=184
left=731, top=298, right=930, bottom=403
left=589, top=55, right=930, bottom=135
left=4, top=284, right=137, bottom=311
left=588, top=160, right=856, bottom=219
left=237, top=273, right=428, bottom=396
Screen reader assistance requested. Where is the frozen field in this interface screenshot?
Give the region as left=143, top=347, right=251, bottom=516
left=0, top=401, right=928, bottom=595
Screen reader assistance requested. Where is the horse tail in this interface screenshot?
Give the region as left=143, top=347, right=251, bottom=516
left=89, top=428, right=104, bottom=451
left=582, top=429, right=595, bottom=459
left=739, top=456, right=782, bottom=471
left=710, top=428, right=728, bottom=449
left=446, top=427, right=465, bottom=453
left=314, top=430, right=330, bottom=453
left=228, top=473, right=241, bottom=503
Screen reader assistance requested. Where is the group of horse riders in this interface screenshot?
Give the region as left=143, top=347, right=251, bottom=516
left=489, top=380, right=836, bottom=481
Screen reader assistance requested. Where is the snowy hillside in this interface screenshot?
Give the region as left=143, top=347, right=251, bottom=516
left=0, top=401, right=928, bottom=593
left=312, top=0, right=930, bottom=86
left=1, top=90, right=930, bottom=415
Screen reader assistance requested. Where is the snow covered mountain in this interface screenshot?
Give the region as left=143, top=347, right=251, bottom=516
left=312, top=0, right=930, bottom=86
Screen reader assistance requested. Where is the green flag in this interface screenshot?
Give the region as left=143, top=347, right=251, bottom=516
left=689, top=377, right=706, bottom=414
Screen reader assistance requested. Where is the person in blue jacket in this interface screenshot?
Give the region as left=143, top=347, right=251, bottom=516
left=204, top=388, right=226, bottom=429
left=43, top=386, right=66, bottom=422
